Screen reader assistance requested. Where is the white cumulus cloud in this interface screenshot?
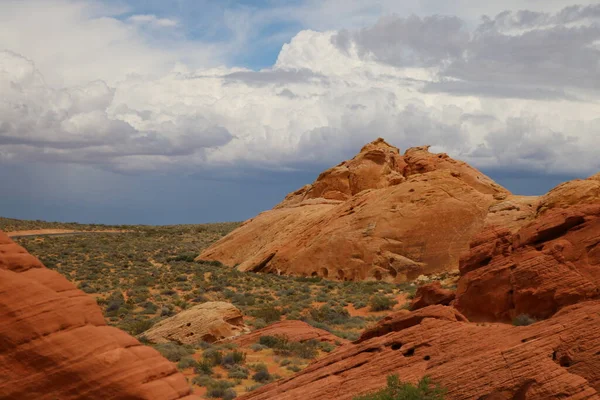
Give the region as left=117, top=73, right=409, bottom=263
left=0, top=1, right=599, bottom=177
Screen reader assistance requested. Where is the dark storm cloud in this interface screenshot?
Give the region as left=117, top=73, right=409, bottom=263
left=445, top=22, right=600, bottom=91
left=333, top=4, right=600, bottom=97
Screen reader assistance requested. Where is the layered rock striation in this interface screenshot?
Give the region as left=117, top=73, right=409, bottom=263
left=239, top=302, right=600, bottom=400
left=142, top=301, right=249, bottom=345
left=0, top=231, right=198, bottom=400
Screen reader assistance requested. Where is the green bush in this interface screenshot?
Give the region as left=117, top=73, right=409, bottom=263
left=228, top=365, right=250, bottom=379
left=203, top=349, right=224, bottom=366
left=369, top=295, right=397, bottom=312
left=258, top=335, right=318, bottom=359
left=206, top=380, right=236, bottom=398
left=222, top=350, right=246, bottom=366
left=177, top=357, right=198, bottom=370
left=353, top=375, right=446, bottom=400
left=252, top=306, right=281, bottom=323
left=252, top=369, right=272, bottom=383
left=153, top=342, right=194, bottom=362
left=309, top=305, right=350, bottom=324
left=194, top=360, right=214, bottom=375
left=512, top=314, right=536, bottom=326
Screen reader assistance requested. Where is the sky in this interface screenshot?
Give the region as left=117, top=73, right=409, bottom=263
left=1, top=0, right=599, bottom=225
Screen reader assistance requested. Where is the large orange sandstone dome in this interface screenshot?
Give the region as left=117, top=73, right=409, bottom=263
left=198, top=138, right=537, bottom=281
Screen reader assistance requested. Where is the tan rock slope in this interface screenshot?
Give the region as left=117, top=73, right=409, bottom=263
left=0, top=231, right=199, bottom=400
left=239, top=302, right=600, bottom=400
left=198, top=138, right=537, bottom=281
left=142, top=301, right=249, bottom=345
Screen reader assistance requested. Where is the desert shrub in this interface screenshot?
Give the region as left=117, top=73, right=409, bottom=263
left=369, top=295, right=397, bottom=311
left=248, top=362, right=268, bottom=372
left=259, top=335, right=288, bottom=348
left=169, top=253, right=198, bottom=262
left=203, top=349, right=224, bottom=366
left=512, top=314, right=536, bottom=326
left=250, top=318, right=267, bottom=329
left=353, top=300, right=367, bottom=309
left=222, top=389, right=237, bottom=400
left=230, top=292, right=256, bottom=306
left=228, top=365, right=250, bottom=379
left=78, top=281, right=97, bottom=293
left=258, top=335, right=318, bottom=359
left=125, top=318, right=155, bottom=335
left=286, top=365, right=301, bottom=372
left=250, top=343, right=267, bottom=352
left=332, top=330, right=360, bottom=341
left=192, top=375, right=214, bottom=387
left=177, top=357, right=198, bottom=370
left=194, top=360, right=214, bottom=375
left=141, top=301, right=158, bottom=314
left=206, top=380, right=236, bottom=398
left=153, top=343, right=194, bottom=362
left=309, top=305, right=350, bottom=324
left=160, top=306, right=175, bottom=317
left=252, top=369, right=272, bottom=383
left=291, top=341, right=318, bottom=359
left=252, top=306, right=281, bottom=323
left=105, top=291, right=126, bottom=315
left=319, top=342, right=336, bottom=353
left=353, top=375, right=446, bottom=400
left=222, top=350, right=246, bottom=366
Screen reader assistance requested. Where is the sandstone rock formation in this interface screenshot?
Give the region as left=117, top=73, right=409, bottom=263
left=410, top=282, right=456, bottom=310
left=232, top=320, right=347, bottom=348
left=142, top=302, right=248, bottom=345
left=455, top=204, right=600, bottom=322
left=239, top=302, right=600, bottom=400
left=199, top=139, right=535, bottom=281
left=0, top=231, right=198, bottom=400
left=454, top=173, right=600, bottom=322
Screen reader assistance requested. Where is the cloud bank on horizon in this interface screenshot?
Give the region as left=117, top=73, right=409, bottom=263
left=1, top=0, right=599, bottom=181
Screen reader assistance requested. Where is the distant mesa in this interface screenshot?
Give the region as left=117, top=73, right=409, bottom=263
left=198, top=138, right=538, bottom=282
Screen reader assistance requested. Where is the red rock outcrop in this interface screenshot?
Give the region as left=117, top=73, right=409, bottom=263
left=455, top=179, right=600, bottom=322
left=239, top=302, right=600, bottom=400
left=0, top=231, right=199, bottom=400
left=198, top=139, right=534, bottom=281
left=232, top=320, right=347, bottom=347
left=410, top=282, right=456, bottom=310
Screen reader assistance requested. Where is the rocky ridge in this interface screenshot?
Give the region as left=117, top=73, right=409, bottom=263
left=198, top=139, right=535, bottom=282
